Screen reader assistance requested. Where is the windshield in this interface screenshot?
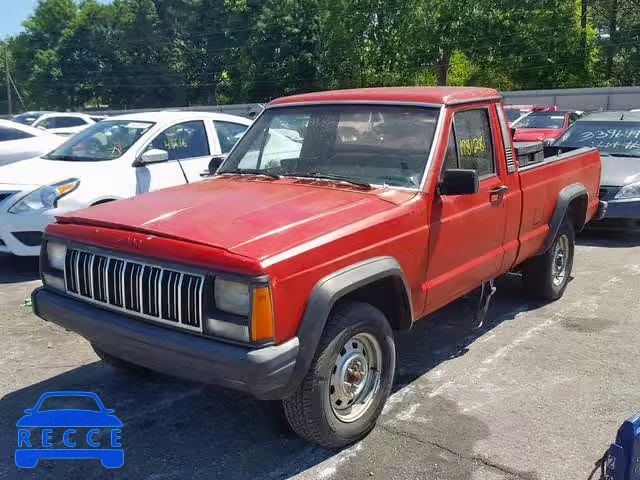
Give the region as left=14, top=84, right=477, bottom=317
left=12, top=112, right=46, bottom=125
left=37, top=395, right=101, bottom=412
left=45, top=120, right=154, bottom=161
left=554, top=121, right=640, bottom=156
left=220, top=105, right=440, bottom=188
left=514, top=114, right=566, bottom=129
left=505, top=109, right=526, bottom=122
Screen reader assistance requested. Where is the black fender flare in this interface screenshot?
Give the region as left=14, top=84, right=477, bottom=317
left=539, top=183, right=588, bottom=254
left=281, top=256, right=412, bottom=398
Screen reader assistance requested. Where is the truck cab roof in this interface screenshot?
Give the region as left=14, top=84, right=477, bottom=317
left=268, top=86, right=501, bottom=107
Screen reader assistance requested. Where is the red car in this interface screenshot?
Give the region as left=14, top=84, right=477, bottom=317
left=504, top=104, right=557, bottom=126
left=33, top=87, right=604, bottom=448
left=513, top=110, right=582, bottom=143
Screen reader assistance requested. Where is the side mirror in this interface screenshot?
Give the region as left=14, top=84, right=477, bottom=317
left=137, top=149, right=169, bottom=166
left=510, top=127, right=516, bottom=139
left=201, top=154, right=226, bottom=177
left=24, top=409, right=34, bottom=414
left=438, top=169, right=479, bottom=196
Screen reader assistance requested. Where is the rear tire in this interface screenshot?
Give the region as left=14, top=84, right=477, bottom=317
left=282, top=301, right=396, bottom=448
left=523, top=217, right=575, bottom=300
left=92, top=344, right=149, bottom=374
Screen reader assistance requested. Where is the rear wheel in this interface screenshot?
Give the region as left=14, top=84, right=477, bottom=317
left=523, top=217, right=575, bottom=300
left=282, top=301, right=396, bottom=448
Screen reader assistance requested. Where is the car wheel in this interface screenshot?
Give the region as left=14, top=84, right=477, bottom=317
left=523, top=216, right=575, bottom=301
left=282, top=301, right=396, bottom=448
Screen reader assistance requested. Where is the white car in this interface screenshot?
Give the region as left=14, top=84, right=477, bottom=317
left=0, top=120, right=65, bottom=167
left=12, top=111, right=96, bottom=136
left=0, top=111, right=252, bottom=256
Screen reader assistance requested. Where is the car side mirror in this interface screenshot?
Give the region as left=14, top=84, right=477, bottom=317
left=510, top=127, right=516, bottom=139
left=24, top=409, right=34, bottom=414
left=137, top=149, right=169, bottom=166
left=200, top=154, right=226, bottom=177
left=438, top=169, right=479, bottom=196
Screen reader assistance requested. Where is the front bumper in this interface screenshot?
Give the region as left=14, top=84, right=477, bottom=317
left=32, top=288, right=300, bottom=400
left=602, top=198, right=640, bottom=220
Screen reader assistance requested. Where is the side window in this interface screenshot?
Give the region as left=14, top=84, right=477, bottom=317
left=0, top=126, right=33, bottom=141
left=568, top=113, right=579, bottom=125
left=453, top=109, right=495, bottom=177
left=214, top=121, right=249, bottom=153
left=442, top=129, right=458, bottom=173
left=55, top=117, right=89, bottom=127
left=150, top=121, right=210, bottom=160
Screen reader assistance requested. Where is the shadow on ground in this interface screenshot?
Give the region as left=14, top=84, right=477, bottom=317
left=0, top=254, right=40, bottom=284
left=0, top=275, right=540, bottom=480
left=577, top=228, right=640, bottom=248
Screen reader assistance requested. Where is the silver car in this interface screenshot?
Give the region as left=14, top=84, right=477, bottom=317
left=553, top=111, right=640, bottom=229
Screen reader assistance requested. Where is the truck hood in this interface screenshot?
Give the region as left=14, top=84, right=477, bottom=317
left=600, top=155, right=640, bottom=187
left=59, top=177, right=412, bottom=261
left=513, top=128, right=563, bottom=142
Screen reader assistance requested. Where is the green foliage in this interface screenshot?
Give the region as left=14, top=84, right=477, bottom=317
left=1, top=0, right=637, bottom=112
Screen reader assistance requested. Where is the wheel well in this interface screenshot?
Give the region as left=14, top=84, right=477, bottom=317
left=334, top=276, right=412, bottom=331
left=91, top=199, right=117, bottom=206
left=567, top=194, right=588, bottom=231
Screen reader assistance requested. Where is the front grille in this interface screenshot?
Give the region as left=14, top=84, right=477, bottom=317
left=12, top=231, right=43, bottom=247
left=64, top=248, right=204, bottom=332
left=599, top=187, right=619, bottom=201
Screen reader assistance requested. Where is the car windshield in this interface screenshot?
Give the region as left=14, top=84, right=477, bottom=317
left=514, top=113, right=566, bottom=129
left=554, top=121, right=640, bottom=156
left=505, top=109, right=526, bottom=122
left=220, top=105, right=440, bottom=188
left=12, top=112, right=46, bottom=125
left=37, top=395, right=101, bottom=412
left=44, top=120, right=154, bottom=161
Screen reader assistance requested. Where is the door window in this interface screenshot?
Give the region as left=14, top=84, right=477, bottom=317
left=0, top=126, right=33, bottom=141
left=149, top=121, right=210, bottom=160
left=38, top=116, right=88, bottom=129
left=449, top=109, right=495, bottom=178
left=214, top=121, right=249, bottom=153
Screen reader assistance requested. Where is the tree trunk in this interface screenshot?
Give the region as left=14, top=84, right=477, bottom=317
left=580, top=0, right=588, bottom=66
left=435, top=50, right=452, bottom=86
left=606, top=0, right=618, bottom=78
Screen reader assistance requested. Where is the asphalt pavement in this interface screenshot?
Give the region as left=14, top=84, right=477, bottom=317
left=1, top=230, right=639, bottom=480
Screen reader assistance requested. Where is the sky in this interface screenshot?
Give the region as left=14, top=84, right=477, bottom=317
left=1, top=0, right=110, bottom=39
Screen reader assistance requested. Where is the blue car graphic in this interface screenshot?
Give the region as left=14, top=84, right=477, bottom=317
left=16, top=391, right=123, bottom=468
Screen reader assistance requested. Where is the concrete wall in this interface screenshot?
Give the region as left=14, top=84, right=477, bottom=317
left=502, top=86, right=640, bottom=111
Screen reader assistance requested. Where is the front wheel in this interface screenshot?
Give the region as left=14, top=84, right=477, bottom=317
left=523, top=217, right=575, bottom=300
left=282, top=301, right=396, bottom=448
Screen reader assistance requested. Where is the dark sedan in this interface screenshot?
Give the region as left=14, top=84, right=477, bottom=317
left=553, top=111, right=640, bottom=229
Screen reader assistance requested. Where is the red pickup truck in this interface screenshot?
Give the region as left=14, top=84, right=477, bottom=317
left=33, top=87, right=604, bottom=448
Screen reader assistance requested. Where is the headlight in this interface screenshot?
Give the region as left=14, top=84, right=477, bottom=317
left=614, top=181, right=640, bottom=200
left=208, top=279, right=274, bottom=343
left=214, top=278, right=250, bottom=316
left=46, top=241, right=67, bottom=270
left=9, top=178, right=80, bottom=214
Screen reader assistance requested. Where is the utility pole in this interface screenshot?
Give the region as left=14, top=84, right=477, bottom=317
left=5, top=49, right=12, bottom=115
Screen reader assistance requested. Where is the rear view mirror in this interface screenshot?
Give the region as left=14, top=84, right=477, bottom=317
left=137, top=149, right=169, bottom=166
left=438, top=169, right=479, bottom=196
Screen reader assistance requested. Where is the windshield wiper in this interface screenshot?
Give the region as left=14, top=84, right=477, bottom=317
left=605, top=152, right=640, bottom=158
left=282, top=172, right=371, bottom=190
left=218, top=168, right=281, bottom=179
left=43, top=154, right=82, bottom=161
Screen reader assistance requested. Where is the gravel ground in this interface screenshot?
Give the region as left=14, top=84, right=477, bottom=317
left=1, top=230, right=639, bottom=480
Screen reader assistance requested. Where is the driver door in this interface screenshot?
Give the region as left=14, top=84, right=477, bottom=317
left=136, top=120, right=212, bottom=193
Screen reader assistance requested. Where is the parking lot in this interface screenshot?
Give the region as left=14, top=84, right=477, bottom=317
left=1, top=230, right=639, bottom=480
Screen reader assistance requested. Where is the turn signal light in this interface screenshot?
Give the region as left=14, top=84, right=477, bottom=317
left=251, top=287, right=274, bottom=342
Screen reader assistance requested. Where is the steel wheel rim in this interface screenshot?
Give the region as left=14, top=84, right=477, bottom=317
left=328, top=332, right=382, bottom=423
left=552, top=234, right=570, bottom=286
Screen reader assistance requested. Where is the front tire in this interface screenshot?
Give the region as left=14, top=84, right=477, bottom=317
left=282, top=301, right=396, bottom=448
left=523, top=216, right=575, bottom=300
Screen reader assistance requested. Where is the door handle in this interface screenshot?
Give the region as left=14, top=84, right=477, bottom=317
left=490, top=185, right=509, bottom=197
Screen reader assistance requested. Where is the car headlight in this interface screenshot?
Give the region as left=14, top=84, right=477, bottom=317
left=46, top=241, right=67, bottom=270
left=214, top=278, right=250, bottom=316
left=9, top=178, right=80, bottom=214
left=614, top=181, right=640, bottom=200
left=208, top=278, right=274, bottom=343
